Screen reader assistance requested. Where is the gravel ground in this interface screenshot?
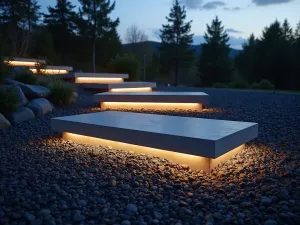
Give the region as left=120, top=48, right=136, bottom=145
left=1, top=88, right=300, bottom=225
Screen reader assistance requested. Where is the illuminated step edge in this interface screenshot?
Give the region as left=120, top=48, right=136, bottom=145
left=51, top=111, right=258, bottom=172
left=94, top=92, right=209, bottom=111
left=4, top=58, right=46, bottom=66
left=81, top=82, right=156, bottom=92
left=74, top=72, right=129, bottom=79
left=62, top=132, right=244, bottom=172
left=29, top=66, right=73, bottom=75
left=74, top=73, right=128, bottom=84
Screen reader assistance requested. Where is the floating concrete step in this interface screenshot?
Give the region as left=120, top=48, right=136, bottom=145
left=82, top=82, right=156, bottom=92
left=94, top=91, right=210, bottom=111
left=74, top=72, right=129, bottom=79
left=51, top=111, right=258, bottom=172
left=74, top=72, right=128, bottom=84
left=29, top=66, right=73, bottom=75
left=4, top=58, right=46, bottom=67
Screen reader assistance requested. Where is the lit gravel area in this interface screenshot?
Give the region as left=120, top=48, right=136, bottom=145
left=0, top=88, right=300, bottom=225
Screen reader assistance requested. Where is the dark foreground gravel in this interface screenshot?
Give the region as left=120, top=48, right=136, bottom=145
left=1, top=88, right=300, bottom=225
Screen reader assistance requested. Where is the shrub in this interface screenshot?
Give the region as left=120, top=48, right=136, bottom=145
left=228, top=78, right=249, bottom=89
left=36, top=74, right=50, bottom=87
left=47, top=77, right=76, bottom=105
left=0, top=86, right=20, bottom=115
left=108, top=54, right=140, bottom=81
left=212, top=83, right=228, bottom=88
left=252, top=79, right=275, bottom=90
left=14, top=69, right=38, bottom=85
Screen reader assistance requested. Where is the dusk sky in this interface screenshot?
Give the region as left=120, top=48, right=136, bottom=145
left=40, top=0, right=299, bottom=49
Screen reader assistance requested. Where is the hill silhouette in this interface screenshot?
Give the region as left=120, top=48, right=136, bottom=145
left=123, top=41, right=241, bottom=58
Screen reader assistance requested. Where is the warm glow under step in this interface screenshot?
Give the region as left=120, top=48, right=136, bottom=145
left=81, top=82, right=156, bottom=92
left=74, top=72, right=129, bottom=84
left=4, top=58, right=46, bottom=67
left=94, top=92, right=210, bottom=111
left=30, top=66, right=73, bottom=74
left=51, top=111, right=258, bottom=172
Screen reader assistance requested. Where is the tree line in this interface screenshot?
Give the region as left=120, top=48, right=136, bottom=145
left=0, top=0, right=120, bottom=72
left=160, top=0, right=300, bottom=90
left=0, top=0, right=299, bottom=90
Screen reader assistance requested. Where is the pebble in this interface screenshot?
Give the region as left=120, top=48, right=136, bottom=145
left=264, top=219, right=277, bottom=225
left=0, top=88, right=300, bottom=225
left=30, top=219, right=43, bottom=225
left=24, top=213, right=35, bottom=222
left=126, top=204, right=138, bottom=213
left=39, top=209, right=51, bottom=217
left=121, top=220, right=131, bottom=225
left=153, top=211, right=163, bottom=220
left=72, top=212, right=85, bottom=222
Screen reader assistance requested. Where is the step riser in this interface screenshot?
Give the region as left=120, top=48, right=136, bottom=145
left=100, top=102, right=203, bottom=111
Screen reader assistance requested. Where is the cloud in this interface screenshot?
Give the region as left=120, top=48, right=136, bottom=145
left=179, top=0, right=229, bottom=10
left=224, top=6, right=241, bottom=11
left=252, top=0, right=294, bottom=6
left=202, top=1, right=226, bottom=10
left=225, top=28, right=243, bottom=34
left=179, top=0, right=203, bottom=9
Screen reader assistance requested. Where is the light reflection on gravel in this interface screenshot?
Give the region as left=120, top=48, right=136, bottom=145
left=0, top=88, right=299, bottom=225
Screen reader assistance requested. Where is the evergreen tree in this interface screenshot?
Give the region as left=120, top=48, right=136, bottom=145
left=78, top=0, right=120, bottom=72
left=255, top=20, right=294, bottom=89
left=282, top=18, right=294, bottom=42
left=159, top=0, right=194, bottom=86
left=235, top=34, right=258, bottom=82
left=44, top=0, right=77, bottom=63
left=198, top=16, right=233, bottom=86
left=0, top=0, right=25, bottom=25
left=0, top=0, right=40, bottom=56
left=19, top=0, right=40, bottom=56
left=31, top=27, right=56, bottom=63
left=295, top=21, right=300, bottom=40
left=294, top=21, right=300, bottom=89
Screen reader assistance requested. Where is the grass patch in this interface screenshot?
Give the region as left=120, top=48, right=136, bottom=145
left=212, top=83, right=228, bottom=88
left=228, top=79, right=249, bottom=89
left=252, top=79, right=275, bottom=90
left=14, top=70, right=38, bottom=85
left=46, top=77, right=76, bottom=105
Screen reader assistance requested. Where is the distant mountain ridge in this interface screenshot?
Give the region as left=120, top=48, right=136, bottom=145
left=123, top=41, right=241, bottom=58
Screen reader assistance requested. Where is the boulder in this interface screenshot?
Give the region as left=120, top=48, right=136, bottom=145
left=0, top=113, right=11, bottom=129
left=8, top=107, right=35, bottom=124
left=27, top=98, right=54, bottom=117
left=5, top=79, right=50, bottom=99
left=2, top=84, right=28, bottom=107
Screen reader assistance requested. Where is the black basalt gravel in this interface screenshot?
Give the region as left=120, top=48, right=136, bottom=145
left=0, top=88, right=300, bottom=225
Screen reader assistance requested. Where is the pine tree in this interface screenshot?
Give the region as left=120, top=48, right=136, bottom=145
left=198, top=16, right=233, bottom=86
left=44, top=0, right=77, bottom=63
left=255, top=20, right=294, bottom=89
left=282, top=19, right=294, bottom=42
left=31, top=27, right=56, bottom=62
left=0, top=0, right=25, bottom=25
left=78, top=0, right=120, bottom=72
left=295, top=21, right=300, bottom=40
left=235, top=34, right=258, bottom=82
left=44, top=0, right=76, bottom=32
left=159, top=0, right=194, bottom=86
left=294, top=21, right=300, bottom=89
left=0, top=0, right=40, bottom=56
